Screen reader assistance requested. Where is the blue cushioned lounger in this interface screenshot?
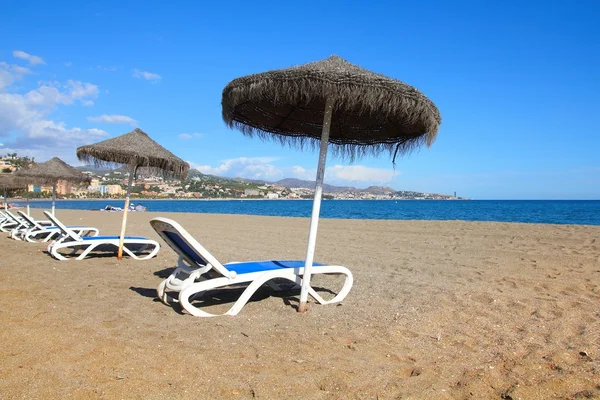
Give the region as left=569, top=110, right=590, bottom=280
left=150, top=217, right=353, bottom=317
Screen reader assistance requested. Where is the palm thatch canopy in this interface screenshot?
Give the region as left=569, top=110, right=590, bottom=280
left=0, top=174, right=28, bottom=190
left=222, top=55, right=441, bottom=159
left=76, top=128, right=190, bottom=178
left=15, top=157, right=91, bottom=185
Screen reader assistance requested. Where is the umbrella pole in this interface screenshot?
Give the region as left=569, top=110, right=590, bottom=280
left=118, top=166, right=136, bottom=260
left=51, top=182, right=56, bottom=215
left=299, top=97, right=334, bottom=313
left=27, top=189, right=30, bottom=216
left=3, top=188, right=7, bottom=211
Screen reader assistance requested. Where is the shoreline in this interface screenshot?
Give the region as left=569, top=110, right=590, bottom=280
left=10, top=198, right=600, bottom=227
left=12, top=197, right=599, bottom=202
left=8, top=207, right=600, bottom=228
left=12, top=197, right=469, bottom=202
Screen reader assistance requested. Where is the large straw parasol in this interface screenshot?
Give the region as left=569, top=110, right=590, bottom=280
left=222, top=55, right=441, bottom=312
left=77, top=128, right=190, bottom=259
left=15, top=157, right=91, bottom=215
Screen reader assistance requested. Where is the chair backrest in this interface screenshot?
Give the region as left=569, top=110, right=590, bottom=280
left=17, top=211, right=45, bottom=230
left=0, top=210, right=10, bottom=225
left=5, top=210, right=27, bottom=229
left=43, top=211, right=82, bottom=242
left=149, top=217, right=233, bottom=278
left=5, top=210, right=20, bottom=222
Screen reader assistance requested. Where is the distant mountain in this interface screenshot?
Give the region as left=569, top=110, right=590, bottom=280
left=77, top=164, right=157, bottom=176
left=234, top=177, right=269, bottom=185
left=360, top=186, right=396, bottom=195
left=273, top=179, right=396, bottom=194
left=77, top=166, right=453, bottom=197
left=274, top=178, right=357, bottom=193
left=187, top=169, right=255, bottom=185
left=187, top=174, right=398, bottom=194
left=187, top=169, right=205, bottom=179
left=76, top=164, right=113, bottom=174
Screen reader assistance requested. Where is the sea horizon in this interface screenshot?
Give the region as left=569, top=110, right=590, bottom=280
left=10, top=199, right=600, bottom=226
left=10, top=197, right=600, bottom=202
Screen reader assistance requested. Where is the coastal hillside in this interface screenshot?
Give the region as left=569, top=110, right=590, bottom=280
left=66, top=165, right=463, bottom=200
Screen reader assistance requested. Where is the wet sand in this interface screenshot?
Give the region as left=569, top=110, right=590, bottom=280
left=1, top=209, right=599, bottom=399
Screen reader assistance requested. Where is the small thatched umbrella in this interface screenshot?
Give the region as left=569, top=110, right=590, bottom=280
left=15, top=157, right=91, bottom=216
left=222, top=55, right=441, bottom=312
left=77, top=128, right=189, bottom=259
left=0, top=174, right=30, bottom=211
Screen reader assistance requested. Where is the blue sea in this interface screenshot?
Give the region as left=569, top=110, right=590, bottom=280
left=14, top=199, right=600, bottom=226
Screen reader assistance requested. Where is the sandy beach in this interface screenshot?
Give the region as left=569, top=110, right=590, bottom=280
left=0, top=209, right=599, bottom=399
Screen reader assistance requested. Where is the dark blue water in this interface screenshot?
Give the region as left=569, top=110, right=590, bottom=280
left=16, top=199, right=600, bottom=226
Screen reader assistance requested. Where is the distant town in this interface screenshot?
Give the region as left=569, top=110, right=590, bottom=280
left=1, top=154, right=467, bottom=201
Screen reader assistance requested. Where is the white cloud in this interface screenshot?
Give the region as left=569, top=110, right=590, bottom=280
left=0, top=145, right=92, bottom=166
left=290, top=165, right=315, bottom=181
left=12, top=65, right=32, bottom=75
left=67, top=80, right=98, bottom=101
left=0, top=63, right=108, bottom=163
left=326, top=165, right=396, bottom=184
left=95, top=66, right=117, bottom=71
left=178, top=132, right=204, bottom=140
left=189, top=157, right=283, bottom=180
left=284, top=164, right=396, bottom=185
left=0, top=67, right=12, bottom=90
left=25, top=80, right=99, bottom=108
left=12, top=50, right=45, bottom=66
left=187, top=156, right=398, bottom=187
left=88, top=114, right=137, bottom=126
left=0, top=62, right=32, bottom=90
left=64, top=61, right=72, bottom=67
left=133, top=69, right=161, bottom=82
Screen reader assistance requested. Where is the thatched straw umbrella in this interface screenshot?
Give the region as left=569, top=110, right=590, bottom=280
left=77, top=128, right=189, bottom=259
left=0, top=174, right=29, bottom=211
left=0, top=174, right=37, bottom=215
left=222, top=55, right=441, bottom=312
left=15, top=157, right=91, bottom=216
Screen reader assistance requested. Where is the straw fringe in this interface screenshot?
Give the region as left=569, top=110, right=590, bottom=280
left=222, top=56, right=441, bottom=160
left=0, top=174, right=30, bottom=189
left=15, top=157, right=91, bottom=185
left=76, top=128, right=190, bottom=179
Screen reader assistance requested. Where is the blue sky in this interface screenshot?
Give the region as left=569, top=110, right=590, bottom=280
left=1, top=0, right=598, bottom=199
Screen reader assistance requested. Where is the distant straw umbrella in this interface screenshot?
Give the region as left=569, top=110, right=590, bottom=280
left=3, top=174, right=36, bottom=215
left=15, top=157, right=91, bottom=215
left=0, top=174, right=29, bottom=211
left=222, top=55, right=441, bottom=312
left=77, top=128, right=189, bottom=259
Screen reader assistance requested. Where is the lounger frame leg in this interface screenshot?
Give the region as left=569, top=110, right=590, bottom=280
left=178, top=267, right=353, bottom=317
left=157, top=257, right=211, bottom=304
left=49, top=240, right=160, bottom=261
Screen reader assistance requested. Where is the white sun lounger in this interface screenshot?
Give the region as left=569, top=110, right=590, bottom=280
left=1, top=210, right=21, bottom=234
left=16, top=210, right=100, bottom=243
left=44, top=211, right=159, bottom=261
left=0, top=210, right=21, bottom=232
left=149, top=217, right=353, bottom=317
left=5, top=210, right=51, bottom=240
